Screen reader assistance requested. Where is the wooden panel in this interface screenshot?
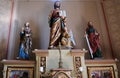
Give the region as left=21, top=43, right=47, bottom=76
left=1, top=60, right=35, bottom=78
left=85, top=59, right=116, bottom=64
left=74, top=57, right=82, bottom=78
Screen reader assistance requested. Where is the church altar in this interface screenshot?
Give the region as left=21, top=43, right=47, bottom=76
left=1, top=49, right=118, bottom=78
left=33, top=49, right=87, bottom=78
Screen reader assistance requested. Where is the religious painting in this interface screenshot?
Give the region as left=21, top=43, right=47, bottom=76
left=87, top=66, right=115, bottom=78
left=7, top=67, right=34, bottom=78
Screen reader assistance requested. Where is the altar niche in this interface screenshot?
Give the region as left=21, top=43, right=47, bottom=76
left=33, top=49, right=87, bottom=78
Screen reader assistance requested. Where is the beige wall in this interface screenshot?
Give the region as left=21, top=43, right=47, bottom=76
left=0, top=0, right=13, bottom=77
left=102, top=0, right=120, bottom=77
left=0, top=0, right=12, bottom=59
left=8, top=0, right=113, bottom=59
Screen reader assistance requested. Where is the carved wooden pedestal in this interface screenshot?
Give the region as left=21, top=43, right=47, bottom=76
left=71, top=50, right=87, bottom=78
left=33, top=49, right=87, bottom=78
left=33, top=50, right=48, bottom=78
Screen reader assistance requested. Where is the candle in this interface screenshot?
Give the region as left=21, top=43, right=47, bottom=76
left=83, top=48, right=86, bottom=51
left=40, top=67, right=44, bottom=72
left=79, top=67, right=83, bottom=72
left=34, top=49, right=38, bottom=51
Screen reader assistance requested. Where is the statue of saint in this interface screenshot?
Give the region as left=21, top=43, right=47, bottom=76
left=48, top=1, right=72, bottom=49
left=85, top=21, right=102, bottom=59
left=18, top=22, right=32, bottom=60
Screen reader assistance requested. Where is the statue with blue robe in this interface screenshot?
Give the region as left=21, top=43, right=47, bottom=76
left=18, top=22, right=32, bottom=60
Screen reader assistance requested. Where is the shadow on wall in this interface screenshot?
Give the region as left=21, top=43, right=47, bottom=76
left=28, top=20, right=41, bottom=49
left=74, top=16, right=91, bottom=59
left=0, top=38, right=7, bottom=60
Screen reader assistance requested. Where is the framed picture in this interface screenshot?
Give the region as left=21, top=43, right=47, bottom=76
left=87, top=66, right=115, bottom=78
left=7, top=67, right=34, bottom=78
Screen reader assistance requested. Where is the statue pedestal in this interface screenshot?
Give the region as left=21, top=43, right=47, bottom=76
left=33, top=49, right=87, bottom=78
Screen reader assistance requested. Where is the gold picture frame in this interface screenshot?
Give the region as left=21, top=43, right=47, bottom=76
left=87, top=66, right=115, bottom=78
left=7, top=67, right=34, bottom=78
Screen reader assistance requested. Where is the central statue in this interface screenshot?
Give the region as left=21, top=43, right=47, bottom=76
left=48, top=1, right=71, bottom=49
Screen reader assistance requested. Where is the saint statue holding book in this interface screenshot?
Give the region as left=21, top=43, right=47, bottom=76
left=48, top=1, right=73, bottom=49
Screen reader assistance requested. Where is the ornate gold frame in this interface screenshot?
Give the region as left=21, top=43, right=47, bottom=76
left=7, top=67, right=34, bottom=78
left=87, top=66, right=115, bottom=78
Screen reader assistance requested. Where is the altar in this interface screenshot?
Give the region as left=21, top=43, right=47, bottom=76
left=33, top=49, right=87, bottom=78
left=1, top=49, right=119, bottom=78
left=1, top=0, right=119, bottom=78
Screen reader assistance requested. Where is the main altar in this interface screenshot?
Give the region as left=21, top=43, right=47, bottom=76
left=0, top=0, right=119, bottom=78
left=33, top=49, right=87, bottom=78
left=1, top=49, right=118, bottom=78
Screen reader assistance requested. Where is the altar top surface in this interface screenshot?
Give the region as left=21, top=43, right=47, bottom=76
left=1, top=60, right=35, bottom=65
left=32, top=49, right=88, bottom=53
left=85, top=59, right=117, bottom=64
left=32, top=49, right=87, bottom=57
left=50, top=68, right=72, bottom=71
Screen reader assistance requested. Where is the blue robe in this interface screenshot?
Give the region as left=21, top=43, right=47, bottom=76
left=19, top=32, right=29, bottom=60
